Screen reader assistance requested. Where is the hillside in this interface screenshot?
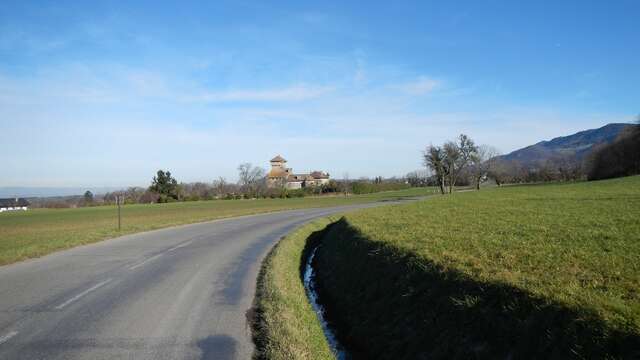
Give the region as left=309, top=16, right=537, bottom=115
left=498, top=123, right=632, bottom=166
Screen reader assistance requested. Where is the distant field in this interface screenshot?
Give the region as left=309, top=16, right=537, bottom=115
left=0, top=187, right=436, bottom=266
left=311, top=176, right=640, bottom=358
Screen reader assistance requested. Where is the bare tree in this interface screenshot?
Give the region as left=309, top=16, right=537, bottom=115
left=343, top=172, right=350, bottom=197
left=213, top=177, right=228, bottom=198
left=424, top=134, right=478, bottom=194
left=442, top=142, right=460, bottom=194
left=488, top=161, right=509, bottom=186
left=470, top=145, right=500, bottom=190
left=442, top=134, right=477, bottom=193
left=406, top=169, right=430, bottom=187
left=237, top=163, right=266, bottom=197
left=423, top=145, right=447, bottom=194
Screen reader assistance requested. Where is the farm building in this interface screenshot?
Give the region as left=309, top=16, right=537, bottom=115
left=0, top=198, right=30, bottom=213
left=266, top=155, right=330, bottom=189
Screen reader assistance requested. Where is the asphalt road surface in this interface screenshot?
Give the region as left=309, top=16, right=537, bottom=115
left=0, top=201, right=407, bottom=359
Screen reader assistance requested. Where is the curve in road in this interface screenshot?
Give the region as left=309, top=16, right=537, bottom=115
left=0, top=202, right=403, bottom=359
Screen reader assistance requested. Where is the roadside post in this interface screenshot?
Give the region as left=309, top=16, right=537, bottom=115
left=116, top=195, right=122, bottom=231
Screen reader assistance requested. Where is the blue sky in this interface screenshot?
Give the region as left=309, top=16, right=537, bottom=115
left=1, top=1, right=638, bottom=187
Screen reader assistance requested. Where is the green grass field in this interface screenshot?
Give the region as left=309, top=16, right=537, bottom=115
left=314, top=176, right=640, bottom=359
left=0, top=187, right=435, bottom=266
left=256, top=176, right=640, bottom=359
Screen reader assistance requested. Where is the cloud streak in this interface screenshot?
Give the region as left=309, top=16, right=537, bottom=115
left=183, top=84, right=334, bottom=103
left=395, top=76, right=441, bottom=95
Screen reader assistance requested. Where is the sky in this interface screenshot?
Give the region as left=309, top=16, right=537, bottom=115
left=1, top=0, right=638, bottom=188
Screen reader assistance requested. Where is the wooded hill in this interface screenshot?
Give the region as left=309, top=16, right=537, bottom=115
left=497, top=123, right=631, bottom=167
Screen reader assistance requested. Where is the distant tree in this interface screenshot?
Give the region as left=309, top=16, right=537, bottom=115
left=321, top=180, right=341, bottom=193
left=442, top=141, right=461, bottom=193
left=444, top=134, right=477, bottom=193
left=424, top=145, right=447, bottom=194
left=470, top=145, right=500, bottom=190
left=488, top=161, right=511, bottom=186
left=149, top=170, right=179, bottom=202
left=587, top=122, right=640, bottom=180
left=139, top=190, right=160, bottom=204
left=342, top=172, right=350, bottom=197
left=425, top=134, right=478, bottom=193
left=406, top=169, right=431, bottom=187
left=546, top=154, right=583, bottom=181
left=124, top=187, right=146, bottom=204
left=213, top=177, right=230, bottom=198
left=185, top=182, right=211, bottom=201
left=237, top=163, right=266, bottom=197
left=406, top=171, right=421, bottom=187
left=83, top=190, right=94, bottom=203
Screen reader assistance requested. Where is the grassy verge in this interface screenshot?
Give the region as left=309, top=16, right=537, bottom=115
left=0, top=187, right=435, bottom=266
left=250, top=218, right=338, bottom=360
left=313, top=176, right=640, bottom=359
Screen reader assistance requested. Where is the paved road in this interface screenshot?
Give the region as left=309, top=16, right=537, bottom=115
left=0, top=202, right=405, bottom=359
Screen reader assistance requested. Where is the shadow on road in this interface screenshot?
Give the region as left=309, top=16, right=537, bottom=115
left=197, top=334, right=238, bottom=360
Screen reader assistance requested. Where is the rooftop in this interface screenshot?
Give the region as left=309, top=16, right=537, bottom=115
left=0, top=198, right=30, bottom=207
left=270, top=155, right=287, bottom=163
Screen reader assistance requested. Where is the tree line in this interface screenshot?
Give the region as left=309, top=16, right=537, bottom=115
left=33, top=164, right=412, bottom=208
left=417, top=119, right=640, bottom=192
left=587, top=118, right=640, bottom=180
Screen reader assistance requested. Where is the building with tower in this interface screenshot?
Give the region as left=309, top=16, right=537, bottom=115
left=266, top=155, right=330, bottom=189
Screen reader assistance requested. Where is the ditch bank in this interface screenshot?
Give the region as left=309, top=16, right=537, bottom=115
left=249, top=218, right=339, bottom=360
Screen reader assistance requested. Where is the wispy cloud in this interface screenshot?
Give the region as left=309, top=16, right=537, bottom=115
left=183, top=84, right=334, bottom=103
left=395, top=76, right=441, bottom=95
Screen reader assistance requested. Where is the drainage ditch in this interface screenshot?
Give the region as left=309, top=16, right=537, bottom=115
left=303, top=244, right=349, bottom=360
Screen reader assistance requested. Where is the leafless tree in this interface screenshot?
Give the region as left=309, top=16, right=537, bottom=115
left=343, top=172, right=350, bottom=197
left=237, top=163, right=266, bottom=197
left=443, top=134, right=477, bottom=193
left=470, top=145, right=501, bottom=190
left=423, top=145, right=447, bottom=194
left=406, top=169, right=431, bottom=187
left=213, top=177, right=228, bottom=198
left=488, top=160, right=511, bottom=186
left=442, top=142, right=460, bottom=194
left=139, top=190, right=160, bottom=204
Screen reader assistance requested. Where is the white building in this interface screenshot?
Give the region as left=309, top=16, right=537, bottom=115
left=0, top=198, right=30, bottom=213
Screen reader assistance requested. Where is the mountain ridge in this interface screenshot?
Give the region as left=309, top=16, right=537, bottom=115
left=497, top=123, right=634, bottom=166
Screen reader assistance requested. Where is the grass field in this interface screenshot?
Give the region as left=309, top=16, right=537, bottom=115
left=312, top=176, right=640, bottom=359
left=0, top=187, right=435, bottom=266
left=255, top=176, right=640, bottom=359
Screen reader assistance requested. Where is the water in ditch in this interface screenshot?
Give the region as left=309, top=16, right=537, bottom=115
left=303, top=245, right=349, bottom=360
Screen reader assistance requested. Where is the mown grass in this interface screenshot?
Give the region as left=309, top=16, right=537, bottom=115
left=250, top=218, right=338, bottom=360
left=0, top=187, right=435, bottom=266
left=312, top=176, right=640, bottom=359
